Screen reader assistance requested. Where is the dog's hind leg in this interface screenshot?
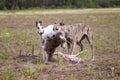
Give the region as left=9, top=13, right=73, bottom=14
left=71, top=42, right=76, bottom=55
left=67, top=41, right=71, bottom=54
left=66, top=38, right=73, bottom=54
left=77, top=41, right=84, bottom=51
left=78, top=33, right=94, bottom=60
left=86, top=33, right=94, bottom=61
left=77, top=34, right=86, bottom=51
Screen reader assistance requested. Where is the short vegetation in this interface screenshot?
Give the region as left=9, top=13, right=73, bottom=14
left=0, top=8, right=120, bottom=80
left=0, top=0, right=120, bottom=10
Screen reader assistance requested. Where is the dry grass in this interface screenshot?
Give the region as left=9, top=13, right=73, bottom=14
left=0, top=8, right=120, bottom=15
left=0, top=8, right=120, bottom=80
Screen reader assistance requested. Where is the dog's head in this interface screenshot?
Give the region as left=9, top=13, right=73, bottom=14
left=53, top=22, right=65, bottom=32
left=36, top=21, right=44, bottom=35
left=47, top=30, right=66, bottom=48
left=52, top=22, right=67, bottom=47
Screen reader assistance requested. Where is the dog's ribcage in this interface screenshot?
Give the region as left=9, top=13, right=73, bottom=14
left=57, top=23, right=90, bottom=42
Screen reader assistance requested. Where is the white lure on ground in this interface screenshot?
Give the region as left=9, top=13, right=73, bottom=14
left=54, top=50, right=87, bottom=63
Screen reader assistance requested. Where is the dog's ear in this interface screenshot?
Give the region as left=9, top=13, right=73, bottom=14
left=54, top=22, right=57, bottom=24
left=39, top=21, right=42, bottom=25
left=59, top=19, right=65, bottom=26
left=53, top=27, right=58, bottom=31
left=36, top=21, right=38, bottom=27
left=59, top=22, right=65, bottom=26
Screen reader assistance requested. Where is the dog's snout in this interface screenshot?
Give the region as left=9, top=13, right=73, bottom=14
left=61, top=39, right=65, bottom=43
left=53, top=34, right=55, bottom=37
left=37, top=27, right=40, bottom=29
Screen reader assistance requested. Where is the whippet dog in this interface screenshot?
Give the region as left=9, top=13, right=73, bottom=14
left=36, top=21, right=66, bottom=62
left=53, top=23, right=94, bottom=60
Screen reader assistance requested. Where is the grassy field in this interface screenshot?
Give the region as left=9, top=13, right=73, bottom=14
left=0, top=8, right=120, bottom=80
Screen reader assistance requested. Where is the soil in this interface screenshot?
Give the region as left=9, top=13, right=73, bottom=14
left=0, top=9, right=120, bottom=80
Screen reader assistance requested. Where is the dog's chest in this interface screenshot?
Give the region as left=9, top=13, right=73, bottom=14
left=44, top=39, right=59, bottom=54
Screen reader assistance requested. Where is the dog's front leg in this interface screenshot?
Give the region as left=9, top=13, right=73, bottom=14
left=44, top=51, right=49, bottom=62
left=41, top=46, right=49, bottom=62
left=42, top=46, right=46, bottom=62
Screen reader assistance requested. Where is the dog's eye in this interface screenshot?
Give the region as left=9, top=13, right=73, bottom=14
left=53, top=27, right=58, bottom=31
left=55, top=27, right=58, bottom=31
left=53, top=35, right=55, bottom=37
left=37, top=27, right=40, bottom=29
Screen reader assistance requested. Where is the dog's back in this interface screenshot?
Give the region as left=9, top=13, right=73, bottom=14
left=54, top=23, right=91, bottom=42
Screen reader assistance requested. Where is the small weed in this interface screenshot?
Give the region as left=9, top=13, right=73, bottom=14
left=22, top=63, right=35, bottom=77
left=95, top=39, right=101, bottom=50
left=65, top=68, right=70, bottom=75
left=56, top=55, right=63, bottom=66
left=69, top=73, right=76, bottom=80
left=85, top=50, right=91, bottom=59
left=96, top=72, right=106, bottom=80
left=1, top=29, right=12, bottom=43
left=85, top=66, right=93, bottom=73
left=48, top=73, right=54, bottom=80
left=101, top=42, right=106, bottom=50
left=65, top=68, right=76, bottom=80
left=1, top=68, right=14, bottom=80
left=38, top=63, right=46, bottom=72
left=111, top=41, right=117, bottom=51
left=32, top=73, right=40, bottom=79
left=0, top=52, right=8, bottom=59
left=31, top=45, right=34, bottom=55
left=27, top=45, right=35, bottom=55
left=38, top=50, right=43, bottom=63
left=79, top=50, right=91, bottom=59
left=2, top=43, right=11, bottom=56
left=109, top=66, right=115, bottom=77
left=65, top=68, right=71, bottom=75
left=22, top=67, right=34, bottom=77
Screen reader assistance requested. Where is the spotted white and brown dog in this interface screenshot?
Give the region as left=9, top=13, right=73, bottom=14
left=53, top=23, right=94, bottom=60
left=36, top=21, right=66, bottom=62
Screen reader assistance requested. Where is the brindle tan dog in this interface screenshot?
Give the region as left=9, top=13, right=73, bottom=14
left=53, top=23, right=94, bottom=60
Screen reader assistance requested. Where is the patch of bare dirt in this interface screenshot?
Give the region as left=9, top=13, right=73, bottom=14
left=0, top=11, right=120, bottom=80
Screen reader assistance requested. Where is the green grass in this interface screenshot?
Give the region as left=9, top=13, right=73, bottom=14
left=56, top=55, right=64, bottom=66
left=1, top=67, right=14, bottom=80
left=48, top=73, right=54, bottom=80
left=22, top=62, right=35, bottom=77
left=0, top=8, right=120, bottom=15
left=0, top=28, right=15, bottom=43
left=38, top=63, right=46, bottom=72
left=0, top=8, right=120, bottom=80
left=85, top=66, right=93, bottom=73
left=109, top=66, right=115, bottom=77
left=0, top=52, right=8, bottom=59
left=96, top=72, right=106, bottom=80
